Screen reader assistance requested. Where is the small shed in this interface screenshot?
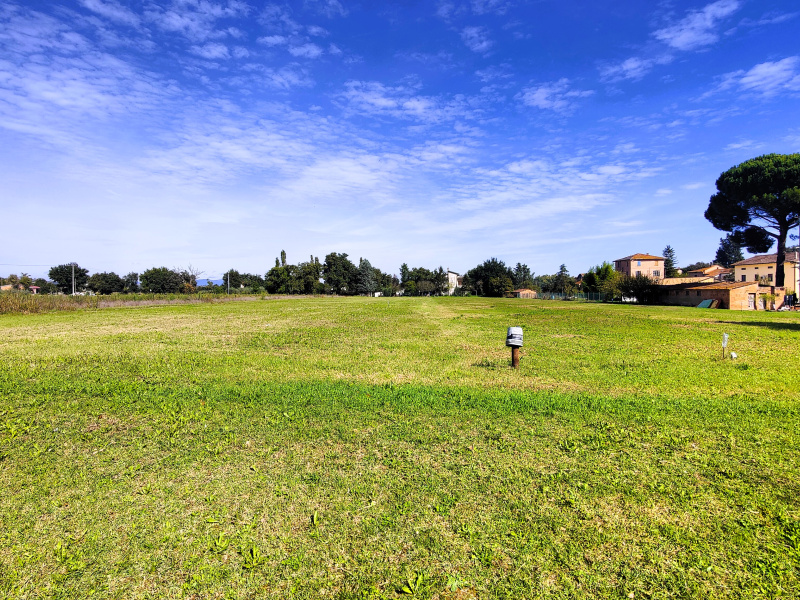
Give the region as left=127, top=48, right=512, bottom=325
left=512, top=289, right=537, bottom=299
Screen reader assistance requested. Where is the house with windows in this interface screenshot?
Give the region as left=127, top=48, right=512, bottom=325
left=613, top=253, right=665, bottom=280
left=733, top=252, right=799, bottom=291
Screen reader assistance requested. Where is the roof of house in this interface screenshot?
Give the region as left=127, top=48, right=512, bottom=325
left=615, top=253, right=664, bottom=262
left=658, top=276, right=714, bottom=286
left=734, top=251, right=800, bottom=266
left=685, top=281, right=758, bottom=290
left=513, top=288, right=536, bottom=293
left=687, top=264, right=730, bottom=275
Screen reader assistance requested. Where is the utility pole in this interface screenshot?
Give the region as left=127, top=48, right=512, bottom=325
left=227, top=270, right=230, bottom=295
left=72, top=263, right=75, bottom=296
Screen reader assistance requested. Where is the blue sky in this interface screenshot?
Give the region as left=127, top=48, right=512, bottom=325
left=1, top=0, right=799, bottom=280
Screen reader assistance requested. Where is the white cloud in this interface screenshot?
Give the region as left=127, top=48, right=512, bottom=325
left=300, top=0, right=346, bottom=18
left=263, top=65, right=314, bottom=89
left=146, top=0, right=249, bottom=42
left=307, top=25, right=329, bottom=36
left=518, top=79, right=594, bottom=113
left=257, top=35, right=287, bottom=46
left=338, top=80, right=477, bottom=123
left=79, top=0, right=140, bottom=27
left=738, top=57, right=800, bottom=95
left=655, top=188, right=672, bottom=196
left=190, top=42, right=230, bottom=59
left=705, top=57, right=800, bottom=98
left=724, top=140, right=759, bottom=151
left=460, top=26, right=493, bottom=53
left=599, top=55, right=673, bottom=82
left=288, top=43, right=323, bottom=59
left=653, top=0, right=740, bottom=51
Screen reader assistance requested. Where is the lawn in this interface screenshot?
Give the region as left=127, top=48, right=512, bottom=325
left=0, top=297, right=798, bottom=599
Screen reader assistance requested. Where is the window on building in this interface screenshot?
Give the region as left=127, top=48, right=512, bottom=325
left=768, top=274, right=773, bottom=282
left=697, top=291, right=701, bottom=296
left=636, top=271, right=641, bottom=276
left=637, top=260, right=641, bottom=266
left=653, top=270, right=660, bottom=277
left=741, top=275, right=746, bottom=282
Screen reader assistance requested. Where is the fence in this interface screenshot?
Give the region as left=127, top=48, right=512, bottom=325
left=536, top=292, right=616, bottom=302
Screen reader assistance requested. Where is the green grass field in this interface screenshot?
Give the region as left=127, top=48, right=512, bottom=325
left=1, top=297, right=798, bottom=599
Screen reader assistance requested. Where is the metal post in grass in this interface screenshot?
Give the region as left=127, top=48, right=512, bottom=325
left=722, top=333, right=728, bottom=359
left=506, top=327, right=523, bottom=368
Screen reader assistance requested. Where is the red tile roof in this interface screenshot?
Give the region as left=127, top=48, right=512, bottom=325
left=734, top=251, right=799, bottom=266
left=685, top=281, right=758, bottom=290
left=615, top=253, right=664, bottom=261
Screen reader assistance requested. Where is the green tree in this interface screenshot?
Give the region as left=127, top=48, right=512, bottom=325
left=140, top=267, right=183, bottom=293
left=619, top=274, right=659, bottom=304
left=465, top=258, right=514, bottom=297
left=356, top=258, right=377, bottom=295
left=705, top=154, right=800, bottom=287
left=662, top=245, right=678, bottom=278
left=123, top=272, right=139, bottom=293
left=552, top=264, right=575, bottom=294
left=714, top=233, right=744, bottom=268
left=222, top=270, right=242, bottom=292
left=87, top=272, right=124, bottom=294
left=322, top=253, right=357, bottom=295
left=433, top=267, right=448, bottom=295
left=32, top=278, right=58, bottom=294
left=48, top=263, right=89, bottom=294
left=512, top=263, right=535, bottom=289
left=581, top=262, right=616, bottom=294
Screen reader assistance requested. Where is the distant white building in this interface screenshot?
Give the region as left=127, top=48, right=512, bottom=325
left=447, top=270, right=460, bottom=295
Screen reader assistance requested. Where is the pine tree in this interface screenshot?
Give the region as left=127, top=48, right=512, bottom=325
left=714, top=233, right=744, bottom=268
left=662, top=245, right=678, bottom=277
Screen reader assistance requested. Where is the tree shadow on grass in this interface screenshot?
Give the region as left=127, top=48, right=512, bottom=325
left=717, top=320, right=800, bottom=332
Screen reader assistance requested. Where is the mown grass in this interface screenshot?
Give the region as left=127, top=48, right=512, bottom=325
left=0, top=297, right=798, bottom=599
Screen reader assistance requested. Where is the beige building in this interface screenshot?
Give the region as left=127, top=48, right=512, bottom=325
left=686, top=265, right=731, bottom=280
left=511, top=289, right=537, bottom=299
left=733, top=251, right=800, bottom=292
left=613, top=253, right=665, bottom=280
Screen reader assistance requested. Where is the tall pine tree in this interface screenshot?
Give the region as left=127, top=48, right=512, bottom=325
left=714, top=233, right=744, bottom=268
left=662, top=245, right=678, bottom=277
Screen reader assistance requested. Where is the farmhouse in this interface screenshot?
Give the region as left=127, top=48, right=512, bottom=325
left=659, top=281, right=791, bottom=310
left=733, top=251, right=799, bottom=291
left=614, top=253, right=665, bottom=280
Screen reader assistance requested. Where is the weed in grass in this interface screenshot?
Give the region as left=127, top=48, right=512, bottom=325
left=241, top=545, right=266, bottom=570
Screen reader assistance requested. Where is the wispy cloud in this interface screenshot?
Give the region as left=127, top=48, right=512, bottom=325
left=518, top=79, right=594, bottom=113
left=339, top=80, right=476, bottom=123
left=190, top=42, right=230, bottom=59
left=653, top=0, right=740, bottom=51
left=257, top=34, right=287, bottom=46
left=599, top=55, right=673, bottom=82
left=704, top=56, right=800, bottom=98
left=460, top=26, right=492, bottom=53
left=288, top=42, right=323, bottom=59
left=79, top=0, right=140, bottom=27
left=146, top=0, right=249, bottom=42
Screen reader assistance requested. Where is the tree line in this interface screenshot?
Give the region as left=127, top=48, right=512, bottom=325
left=0, top=252, right=450, bottom=297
